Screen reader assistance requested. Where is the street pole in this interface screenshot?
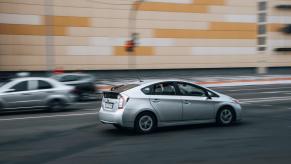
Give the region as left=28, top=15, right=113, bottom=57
left=45, top=0, right=55, bottom=76
left=128, top=0, right=144, bottom=81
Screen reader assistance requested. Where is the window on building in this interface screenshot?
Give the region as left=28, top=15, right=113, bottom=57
left=259, top=1, right=267, bottom=11
left=257, top=1, right=267, bottom=52
left=258, top=37, right=266, bottom=45
left=258, top=25, right=267, bottom=35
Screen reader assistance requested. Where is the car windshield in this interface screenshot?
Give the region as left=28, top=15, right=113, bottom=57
left=0, top=79, right=12, bottom=88
left=111, top=84, right=139, bottom=93
left=51, top=75, right=62, bottom=81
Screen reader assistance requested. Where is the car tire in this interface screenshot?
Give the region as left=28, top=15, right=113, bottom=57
left=47, top=99, right=65, bottom=112
left=134, top=112, right=157, bottom=134
left=0, top=103, right=3, bottom=111
left=216, top=107, right=235, bottom=126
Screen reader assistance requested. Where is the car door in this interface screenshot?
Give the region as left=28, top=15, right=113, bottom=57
left=149, top=82, right=183, bottom=122
left=28, top=80, right=55, bottom=107
left=2, top=80, right=32, bottom=109
left=177, top=82, right=215, bottom=121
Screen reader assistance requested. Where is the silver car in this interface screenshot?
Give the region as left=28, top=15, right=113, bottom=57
left=0, top=77, right=76, bottom=112
left=51, top=73, right=96, bottom=101
left=99, top=80, right=242, bottom=133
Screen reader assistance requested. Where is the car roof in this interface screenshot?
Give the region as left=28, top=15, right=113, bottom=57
left=130, top=79, right=195, bottom=87
left=12, top=77, right=54, bottom=81
left=52, top=73, right=91, bottom=77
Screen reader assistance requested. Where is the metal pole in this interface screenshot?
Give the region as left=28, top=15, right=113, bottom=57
left=45, top=0, right=55, bottom=75
left=128, top=0, right=144, bottom=81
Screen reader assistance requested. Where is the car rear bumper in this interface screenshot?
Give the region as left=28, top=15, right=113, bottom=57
left=99, top=107, right=124, bottom=125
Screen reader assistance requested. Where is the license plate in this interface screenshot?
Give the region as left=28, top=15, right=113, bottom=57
left=105, top=102, right=113, bottom=109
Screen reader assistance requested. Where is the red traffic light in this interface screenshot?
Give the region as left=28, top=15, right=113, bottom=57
left=125, top=40, right=135, bottom=52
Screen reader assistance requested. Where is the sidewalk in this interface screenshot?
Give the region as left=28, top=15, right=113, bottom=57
left=95, top=75, right=291, bottom=92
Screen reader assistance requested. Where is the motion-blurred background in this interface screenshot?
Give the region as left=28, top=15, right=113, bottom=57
left=0, top=0, right=290, bottom=74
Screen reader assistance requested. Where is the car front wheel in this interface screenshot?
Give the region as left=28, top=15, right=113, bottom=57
left=47, top=99, right=66, bottom=112
left=216, top=107, right=235, bottom=126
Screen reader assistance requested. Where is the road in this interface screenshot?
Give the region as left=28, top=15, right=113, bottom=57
left=1, top=84, right=291, bottom=164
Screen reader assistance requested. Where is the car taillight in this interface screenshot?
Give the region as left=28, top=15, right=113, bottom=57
left=118, top=94, right=129, bottom=109
left=70, top=87, right=79, bottom=94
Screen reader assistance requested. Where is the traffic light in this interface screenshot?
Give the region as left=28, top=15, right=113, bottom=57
left=125, top=33, right=138, bottom=52
left=125, top=39, right=135, bottom=52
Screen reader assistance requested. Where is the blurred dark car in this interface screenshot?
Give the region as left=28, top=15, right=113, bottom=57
left=51, top=73, right=96, bottom=101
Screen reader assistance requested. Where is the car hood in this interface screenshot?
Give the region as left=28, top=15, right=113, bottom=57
left=216, top=93, right=236, bottom=102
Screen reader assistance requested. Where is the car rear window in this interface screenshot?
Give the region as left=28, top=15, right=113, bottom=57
left=110, top=84, right=139, bottom=93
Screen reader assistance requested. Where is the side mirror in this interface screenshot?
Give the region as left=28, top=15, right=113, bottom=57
left=5, top=88, right=15, bottom=93
left=205, top=91, right=212, bottom=99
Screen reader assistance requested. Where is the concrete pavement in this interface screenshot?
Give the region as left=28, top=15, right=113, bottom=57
left=1, top=84, right=291, bottom=164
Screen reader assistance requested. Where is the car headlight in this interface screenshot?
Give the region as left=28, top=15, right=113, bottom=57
left=232, top=98, right=240, bottom=104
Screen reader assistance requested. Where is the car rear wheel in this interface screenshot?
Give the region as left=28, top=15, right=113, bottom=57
left=216, top=107, right=235, bottom=126
left=134, top=112, right=157, bottom=134
left=47, top=99, right=65, bottom=112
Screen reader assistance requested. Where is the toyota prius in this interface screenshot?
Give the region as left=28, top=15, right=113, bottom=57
left=99, top=80, right=241, bottom=134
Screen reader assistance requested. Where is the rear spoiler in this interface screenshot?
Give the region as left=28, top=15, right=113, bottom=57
left=103, top=91, right=120, bottom=99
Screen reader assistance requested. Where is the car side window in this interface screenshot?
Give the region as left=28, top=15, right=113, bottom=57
left=38, top=80, right=53, bottom=90
left=10, top=81, right=28, bottom=92
left=141, top=87, right=151, bottom=95
left=152, top=82, right=176, bottom=95
left=177, top=83, right=206, bottom=97
left=61, top=75, right=80, bottom=82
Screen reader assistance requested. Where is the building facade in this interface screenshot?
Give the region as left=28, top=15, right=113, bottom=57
left=0, top=0, right=290, bottom=71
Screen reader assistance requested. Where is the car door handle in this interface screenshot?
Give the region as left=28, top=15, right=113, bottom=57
left=151, top=99, right=160, bottom=103
left=183, top=100, right=191, bottom=104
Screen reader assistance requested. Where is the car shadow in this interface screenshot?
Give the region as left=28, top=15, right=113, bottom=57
left=100, top=121, right=247, bottom=137
left=156, top=122, right=246, bottom=133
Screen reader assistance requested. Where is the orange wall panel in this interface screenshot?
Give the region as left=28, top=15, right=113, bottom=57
left=193, top=0, right=225, bottom=5
left=114, top=46, right=154, bottom=56
left=210, top=22, right=257, bottom=31
left=268, top=24, right=284, bottom=32
left=138, top=2, right=208, bottom=13
left=0, top=24, right=66, bottom=36
left=44, top=16, right=90, bottom=27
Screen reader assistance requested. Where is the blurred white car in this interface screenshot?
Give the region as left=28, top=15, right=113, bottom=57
left=0, top=77, right=76, bottom=112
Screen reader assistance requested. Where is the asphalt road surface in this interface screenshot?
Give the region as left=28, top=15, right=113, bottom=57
left=1, top=84, right=291, bottom=164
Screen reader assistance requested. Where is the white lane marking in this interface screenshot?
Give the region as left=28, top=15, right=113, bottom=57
left=261, top=91, right=291, bottom=94
left=240, top=96, right=291, bottom=101
left=0, top=112, right=98, bottom=121
left=83, top=108, right=98, bottom=111
left=240, top=97, right=291, bottom=104
left=228, top=87, right=291, bottom=92
left=261, top=105, right=273, bottom=107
